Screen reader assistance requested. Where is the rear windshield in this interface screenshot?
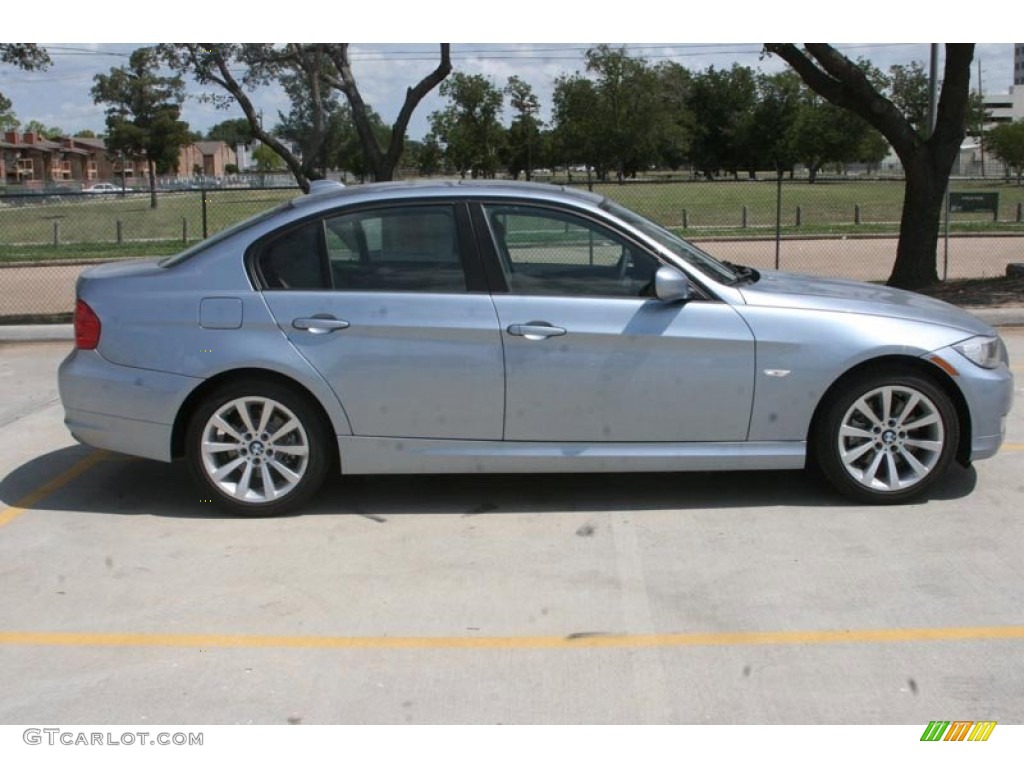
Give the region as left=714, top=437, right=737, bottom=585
left=159, top=203, right=292, bottom=267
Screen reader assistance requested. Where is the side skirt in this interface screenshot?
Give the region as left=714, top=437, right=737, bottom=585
left=337, top=437, right=806, bottom=475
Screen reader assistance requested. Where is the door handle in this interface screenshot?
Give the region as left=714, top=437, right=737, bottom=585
left=507, top=323, right=567, bottom=340
left=292, top=315, right=350, bottom=334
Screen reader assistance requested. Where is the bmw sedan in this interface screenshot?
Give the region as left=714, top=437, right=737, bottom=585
left=58, top=181, right=1014, bottom=516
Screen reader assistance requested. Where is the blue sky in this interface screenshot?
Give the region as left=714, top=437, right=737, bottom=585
left=2, top=42, right=1017, bottom=141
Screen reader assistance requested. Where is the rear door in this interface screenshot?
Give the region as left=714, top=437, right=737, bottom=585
left=258, top=201, right=505, bottom=440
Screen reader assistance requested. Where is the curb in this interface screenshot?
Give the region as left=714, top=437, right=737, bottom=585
left=2, top=308, right=1023, bottom=344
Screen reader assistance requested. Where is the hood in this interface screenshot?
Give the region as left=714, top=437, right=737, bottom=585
left=736, top=270, right=994, bottom=337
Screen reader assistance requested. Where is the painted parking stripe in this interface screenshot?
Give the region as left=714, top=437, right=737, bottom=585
left=1000, top=443, right=1024, bottom=451
left=0, top=625, right=1022, bottom=651
left=0, top=451, right=105, bottom=529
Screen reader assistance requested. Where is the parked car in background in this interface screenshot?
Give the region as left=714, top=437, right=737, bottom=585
left=84, top=183, right=121, bottom=194
left=58, top=181, right=1014, bottom=516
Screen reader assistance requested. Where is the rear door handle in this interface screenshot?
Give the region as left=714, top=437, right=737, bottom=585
left=507, top=323, right=567, bottom=340
left=292, top=315, right=350, bottom=334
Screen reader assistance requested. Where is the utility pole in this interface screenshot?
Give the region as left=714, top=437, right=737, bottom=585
left=978, top=57, right=986, bottom=177
left=927, top=44, right=939, bottom=140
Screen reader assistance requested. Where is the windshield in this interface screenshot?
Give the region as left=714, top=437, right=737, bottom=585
left=601, top=200, right=738, bottom=283
left=159, top=203, right=292, bottom=267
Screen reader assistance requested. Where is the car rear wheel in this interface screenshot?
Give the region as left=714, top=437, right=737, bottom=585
left=815, top=370, right=959, bottom=504
left=186, top=381, right=332, bottom=516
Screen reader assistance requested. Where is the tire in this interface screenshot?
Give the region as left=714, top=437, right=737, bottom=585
left=814, top=369, right=959, bottom=504
left=185, top=380, right=333, bottom=517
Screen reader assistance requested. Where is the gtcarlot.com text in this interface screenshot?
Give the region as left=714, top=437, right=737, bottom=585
left=23, top=728, right=203, bottom=746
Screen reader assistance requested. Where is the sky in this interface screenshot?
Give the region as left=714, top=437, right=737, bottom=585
left=2, top=4, right=1019, bottom=141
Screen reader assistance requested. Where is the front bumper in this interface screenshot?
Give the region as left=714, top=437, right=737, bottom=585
left=58, top=349, right=201, bottom=462
left=931, top=346, right=1014, bottom=462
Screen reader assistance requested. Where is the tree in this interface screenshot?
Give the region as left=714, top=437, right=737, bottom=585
left=0, top=44, right=49, bottom=115
left=252, top=143, right=284, bottom=171
left=92, top=47, right=192, bottom=208
left=206, top=118, right=254, bottom=147
left=23, top=120, right=64, bottom=139
left=428, top=73, right=505, bottom=178
left=503, top=76, right=541, bottom=180
left=738, top=71, right=803, bottom=177
left=73, top=129, right=98, bottom=139
left=686, top=64, right=758, bottom=178
left=765, top=44, right=976, bottom=290
left=987, top=121, right=1024, bottom=185
left=551, top=73, right=601, bottom=179
left=0, top=94, right=18, bottom=131
left=653, top=62, right=694, bottom=171
left=160, top=43, right=451, bottom=190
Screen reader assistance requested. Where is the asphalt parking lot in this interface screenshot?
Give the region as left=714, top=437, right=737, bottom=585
left=0, top=335, right=1022, bottom=725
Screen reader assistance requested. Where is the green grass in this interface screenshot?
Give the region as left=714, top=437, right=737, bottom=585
left=1, top=181, right=1022, bottom=263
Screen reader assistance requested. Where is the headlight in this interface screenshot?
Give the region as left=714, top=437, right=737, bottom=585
left=953, top=336, right=1003, bottom=369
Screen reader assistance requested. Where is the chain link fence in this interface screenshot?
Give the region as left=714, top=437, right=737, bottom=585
left=2, top=178, right=1023, bottom=321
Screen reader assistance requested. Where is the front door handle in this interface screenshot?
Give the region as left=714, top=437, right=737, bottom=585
left=292, top=315, right=350, bottom=334
left=507, top=322, right=567, bottom=340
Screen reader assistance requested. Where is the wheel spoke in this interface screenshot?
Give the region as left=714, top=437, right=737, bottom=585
left=271, top=419, right=299, bottom=440
left=903, top=438, right=942, bottom=452
left=840, top=425, right=874, bottom=440
left=853, top=396, right=880, bottom=425
left=862, top=449, right=886, bottom=485
left=884, top=451, right=900, bottom=490
left=260, top=463, right=278, bottom=500
left=841, top=440, right=876, bottom=464
left=880, top=387, right=893, bottom=423
left=256, top=399, right=274, bottom=435
left=234, top=462, right=254, bottom=499
left=898, top=446, right=930, bottom=477
left=235, top=400, right=257, bottom=434
left=213, top=456, right=246, bottom=481
left=211, top=415, right=244, bottom=443
left=272, top=443, right=308, bottom=457
left=902, top=413, right=939, bottom=431
left=269, top=458, right=302, bottom=485
left=203, top=440, right=239, bottom=454
left=897, top=393, right=921, bottom=425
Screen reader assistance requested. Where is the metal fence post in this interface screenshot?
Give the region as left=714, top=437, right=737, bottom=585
left=854, top=204, right=861, bottom=225
left=182, top=217, right=189, bottom=244
left=742, top=205, right=748, bottom=229
left=52, top=221, right=60, bottom=247
left=1017, top=202, right=1023, bottom=223
left=795, top=205, right=802, bottom=227
left=682, top=208, right=688, bottom=229
left=116, top=219, right=123, bottom=245
left=201, top=189, right=209, bottom=240
left=774, top=173, right=782, bottom=270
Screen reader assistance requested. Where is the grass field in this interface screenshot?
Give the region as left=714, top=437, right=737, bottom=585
left=1, top=180, right=1022, bottom=263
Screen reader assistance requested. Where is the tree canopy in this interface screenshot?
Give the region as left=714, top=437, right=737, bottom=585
left=92, top=47, right=192, bottom=208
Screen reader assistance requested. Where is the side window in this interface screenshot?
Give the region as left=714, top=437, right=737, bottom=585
left=324, top=205, right=466, bottom=293
left=256, top=220, right=327, bottom=290
left=484, top=205, right=661, bottom=298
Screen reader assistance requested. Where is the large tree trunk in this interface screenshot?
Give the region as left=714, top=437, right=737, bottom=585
left=889, top=153, right=944, bottom=287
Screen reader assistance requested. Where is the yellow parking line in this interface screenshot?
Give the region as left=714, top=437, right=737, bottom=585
left=0, top=625, right=1022, bottom=651
left=0, top=451, right=105, bottom=529
left=1001, top=443, right=1024, bottom=452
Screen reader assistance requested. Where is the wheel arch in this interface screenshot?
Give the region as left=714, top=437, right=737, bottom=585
left=171, top=368, right=339, bottom=467
left=806, top=354, right=972, bottom=469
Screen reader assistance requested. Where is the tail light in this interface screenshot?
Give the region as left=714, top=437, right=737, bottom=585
left=74, top=299, right=101, bottom=350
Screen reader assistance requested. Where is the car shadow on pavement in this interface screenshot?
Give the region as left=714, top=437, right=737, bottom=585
left=0, top=445, right=979, bottom=521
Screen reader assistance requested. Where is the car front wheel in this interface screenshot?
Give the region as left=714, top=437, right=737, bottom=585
left=185, top=381, right=332, bottom=516
left=815, top=370, right=959, bottom=504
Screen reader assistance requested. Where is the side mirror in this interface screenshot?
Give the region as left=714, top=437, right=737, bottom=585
left=654, top=265, right=692, bottom=303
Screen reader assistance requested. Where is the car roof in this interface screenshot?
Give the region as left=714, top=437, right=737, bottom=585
left=290, top=179, right=607, bottom=211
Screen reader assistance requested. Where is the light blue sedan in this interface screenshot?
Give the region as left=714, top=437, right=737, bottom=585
left=58, top=181, right=1014, bottom=515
